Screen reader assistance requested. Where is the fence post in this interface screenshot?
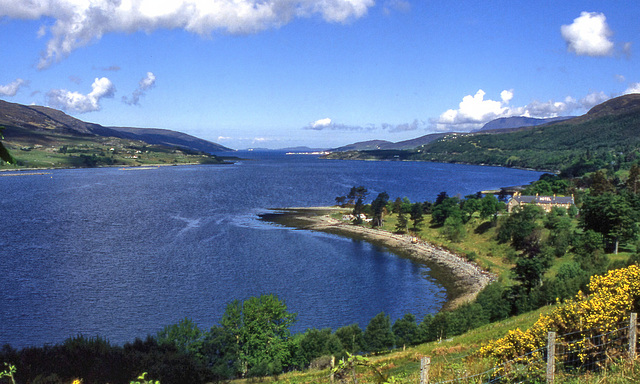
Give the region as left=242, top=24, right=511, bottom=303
left=420, top=356, right=430, bottom=384
left=631, top=313, right=638, bottom=361
left=547, top=331, right=556, bottom=384
left=329, top=355, right=335, bottom=383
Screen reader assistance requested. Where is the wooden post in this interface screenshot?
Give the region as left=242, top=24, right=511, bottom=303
left=330, top=355, right=335, bottom=383
left=630, top=313, right=638, bottom=361
left=546, top=331, right=556, bottom=384
left=420, top=356, right=430, bottom=384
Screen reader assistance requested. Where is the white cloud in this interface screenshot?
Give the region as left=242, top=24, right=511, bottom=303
left=309, top=118, right=333, bottom=129
left=624, top=83, right=640, bottom=95
left=0, top=78, right=28, bottom=97
left=434, top=89, right=510, bottom=131
left=580, top=91, right=609, bottom=109
left=0, top=0, right=374, bottom=69
left=433, top=89, right=614, bottom=132
left=123, top=72, right=156, bottom=106
left=46, top=77, right=116, bottom=113
left=561, top=12, right=614, bottom=57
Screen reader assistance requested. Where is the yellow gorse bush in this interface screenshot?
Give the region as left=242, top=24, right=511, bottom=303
left=479, top=265, right=640, bottom=363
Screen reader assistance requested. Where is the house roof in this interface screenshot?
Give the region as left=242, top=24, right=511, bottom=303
left=510, top=195, right=574, bottom=205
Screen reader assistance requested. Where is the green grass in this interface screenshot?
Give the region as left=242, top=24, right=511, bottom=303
left=0, top=131, right=225, bottom=169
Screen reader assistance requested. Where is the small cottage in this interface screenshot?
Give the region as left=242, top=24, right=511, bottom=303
left=507, top=192, right=575, bottom=213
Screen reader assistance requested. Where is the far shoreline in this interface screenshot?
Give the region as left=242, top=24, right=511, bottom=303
left=259, top=206, right=495, bottom=311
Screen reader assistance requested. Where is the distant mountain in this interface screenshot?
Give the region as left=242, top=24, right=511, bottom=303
left=332, top=140, right=393, bottom=151
left=0, top=100, right=233, bottom=153
left=476, top=116, right=574, bottom=132
left=332, top=133, right=450, bottom=152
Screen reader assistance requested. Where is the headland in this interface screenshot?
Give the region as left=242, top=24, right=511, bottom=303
left=260, top=207, right=495, bottom=310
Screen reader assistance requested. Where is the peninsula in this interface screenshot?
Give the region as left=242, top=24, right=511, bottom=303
left=260, top=207, right=495, bottom=310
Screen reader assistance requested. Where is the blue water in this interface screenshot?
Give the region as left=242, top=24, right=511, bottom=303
left=0, top=153, right=543, bottom=348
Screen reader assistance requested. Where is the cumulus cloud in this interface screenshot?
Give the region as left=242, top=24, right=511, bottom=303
left=310, top=117, right=333, bottom=129
left=0, top=78, right=28, bottom=97
left=46, top=77, right=115, bottom=113
left=624, top=83, right=640, bottom=95
left=123, top=72, right=156, bottom=106
left=434, top=89, right=511, bottom=131
left=561, top=12, right=614, bottom=57
left=433, top=89, right=614, bottom=132
left=0, top=0, right=374, bottom=69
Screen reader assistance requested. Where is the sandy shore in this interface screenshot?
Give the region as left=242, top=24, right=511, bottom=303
left=260, top=207, right=495, bottom=310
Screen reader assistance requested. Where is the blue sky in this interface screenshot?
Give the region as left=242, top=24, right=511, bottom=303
left=0, top=1, right=638, bottom=150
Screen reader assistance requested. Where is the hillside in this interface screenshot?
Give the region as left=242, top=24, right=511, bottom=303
left=327, top=94, right=640, bottom=174
left=0, top=100, right=233, bottom=153
left=0, top=100, right=234, bottom=168
left=332, top=132, right=449, bottom=152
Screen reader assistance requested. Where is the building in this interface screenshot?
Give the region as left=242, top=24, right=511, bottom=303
left=507, top=192, right=575, bottom=213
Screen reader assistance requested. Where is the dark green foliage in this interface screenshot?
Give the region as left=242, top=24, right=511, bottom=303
left=0, top=335, right=210, bottom=384
left=395, top=212, right=408, bottom=233
left=346, top=186, right=368, bottom=206
left=156, top=318, right=204, bottom=358
left=497, top=205, right=544, bottom=249
left=479, top=194, right=504, bottom=221
left=474, top=282, right=511, bottom=322
left=363, top=312, right=394, bottom=353
left=228, top=294, right=297, bottom=377
left=540, top=262, right=589, bottom=303
left=294, top=328, right=343, bottom=368
left=442, top=215, right=466, bottom=242
left=352, top=198, right=364, bottom=224
left=371, top=192, right=389, bottom=227
left=334, top=324, right=365, bottom=354
left=581, top=192, right=639, bottom=253
left=409, top=202, right=424, bottom=229
left=431, top=196, right=461, bottom=227
left=511, top=230, right=552, bottom=293
left=392, top=314, right=419, bottom=349
left=0, top=126, right=15, bottom=164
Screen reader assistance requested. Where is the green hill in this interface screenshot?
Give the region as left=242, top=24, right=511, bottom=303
left=327, top=94, right=640, bottom=175
left=0, top=100, right=234, bottom=168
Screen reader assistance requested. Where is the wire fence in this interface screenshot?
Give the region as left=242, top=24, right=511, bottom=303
left=422, top=313, right=638, bottom=384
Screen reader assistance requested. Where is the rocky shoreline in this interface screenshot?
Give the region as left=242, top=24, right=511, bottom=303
left=260, top=207, right=495, bottom=310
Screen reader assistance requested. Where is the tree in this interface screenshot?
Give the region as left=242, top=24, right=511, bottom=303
left=363, top=312, right=394, bottom=353
left=442, top=215, right=466, bottom=242
left=156, top=318, right=205, bottom=359
left=346, top=186, right=368, bottom=206
left=511, top=230, right=551, bottom=293
left=0, top=126, right=15, bottom=164
left=219, top=294, right=297, bottom=377
left=589, top=170, right=615, bottom=195
left=295, top=328, right=343, bottom=367
left=409, top=202, right=424, bottom=229
left=392, top=314, right=418, bottom=349
left=395, top=212, right=408, bottom=233
left=497, top=204, right=544, bottom=249
left=627, top=163, right=640, bottom=194
left=581, top=193, right=639, bottom=253
left=352, top=198, right=364, bottom=224
left=334, top=324, right=365, bottom=354
left=392, top=197, right=403, bottom=214
left=371, top=192, right=390, bottom=227
left=431, top=196, right=461, bottom=227
left=479, top=194, right=504, bottom=221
